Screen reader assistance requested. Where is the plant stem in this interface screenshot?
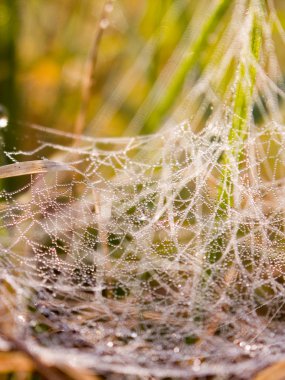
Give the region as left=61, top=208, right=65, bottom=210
left=206, top=1, right=263, bottom=265
left=74, top=0, right=112, bottom=136
left=218, top=0, right=263, bottom=214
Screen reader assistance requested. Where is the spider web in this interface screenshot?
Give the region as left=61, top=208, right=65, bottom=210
left=2, top=0, right=285, bottom=378
left=0, top=119, right=285, bottom=379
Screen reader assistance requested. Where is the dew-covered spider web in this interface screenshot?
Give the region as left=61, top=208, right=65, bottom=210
left=1, top=119, right=285, bottom=379
left=2, top=0, right=285, bottom=378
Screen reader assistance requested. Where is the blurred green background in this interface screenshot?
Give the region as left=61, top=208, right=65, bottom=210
left=0, top=0, right=192, bottom=138
left=1, top=0, right=285, bottom=143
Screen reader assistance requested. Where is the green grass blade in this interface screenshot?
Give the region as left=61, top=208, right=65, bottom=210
left=143, top=0, right=232, bottom=131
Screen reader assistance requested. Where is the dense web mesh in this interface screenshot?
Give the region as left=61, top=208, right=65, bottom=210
left=0, top=120, right=285, bottom=378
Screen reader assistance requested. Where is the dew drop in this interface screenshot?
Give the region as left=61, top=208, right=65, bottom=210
left=100, top=18, right=109, bottom=29
left=105, top=2, right=113, bottom=13
left=0, top=105, right=8, bottom=128
left=17, top=314, right=26, bottom=324
left=29, top=320, right=36, bottom=327
left=192, top=358, right=201, bottom=372
left=245, top=344, right=251, bottom=352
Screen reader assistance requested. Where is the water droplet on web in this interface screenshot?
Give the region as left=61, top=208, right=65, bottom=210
left=17, top=314, right=26, bottom=324
left=29, top=320, right=36, bottom=327
left=0, top=105, right=8, bottom=128
left=244, top=344, right=252, bottom=352
left=192, top=359, right=201, bottom=372
left=105, top=2, right=113, bottom=13
left=100, top=18, right=109, bottom=29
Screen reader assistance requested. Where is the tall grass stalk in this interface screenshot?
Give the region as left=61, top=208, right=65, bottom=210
left=218, top=0, right=263, bottom=214
left=203, top=1, right=263, bottom=275
left=143, top=0, right=232, bottom=132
